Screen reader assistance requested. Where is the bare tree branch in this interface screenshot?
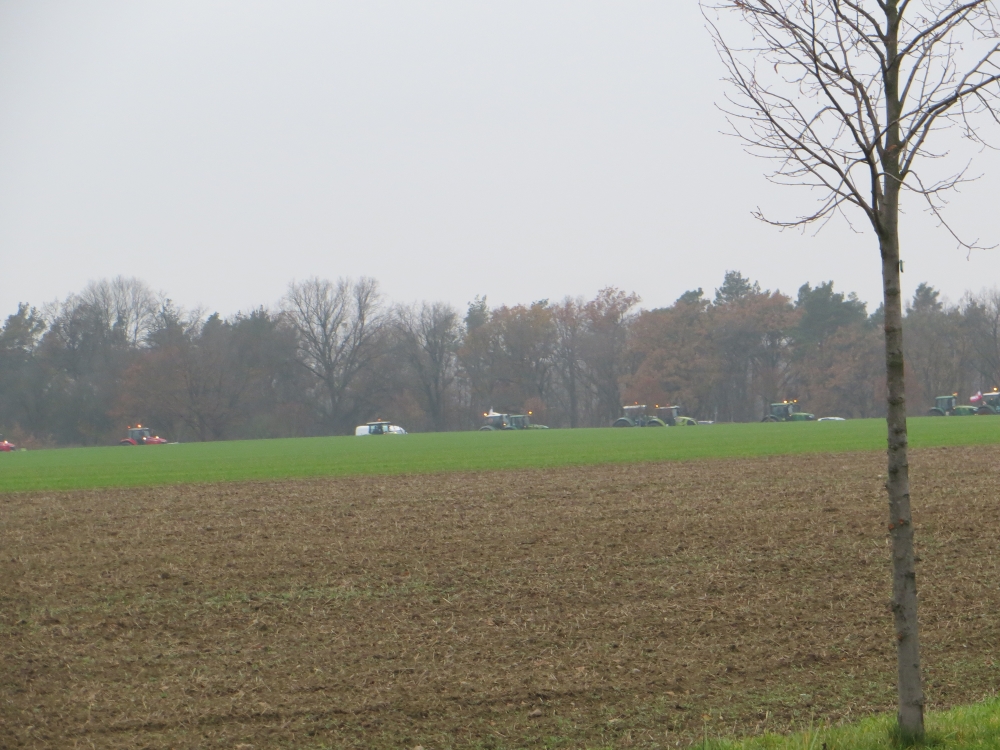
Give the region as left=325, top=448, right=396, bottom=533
left=703, top=0, right=1000, bottom=737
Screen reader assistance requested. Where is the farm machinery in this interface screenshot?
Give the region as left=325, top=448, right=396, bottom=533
left=969, top=389, right=1000, bottom=415
left=479, top=410, right=549, bottom=431
left=613, top=404, right=696, bottom=427
left=119, top=424, right=169, bottom=445
left=762, top=401, right=815, bottom=422
left=0, top=435, right=16, bottom=452
left=928, top=394, right=978, bottom=417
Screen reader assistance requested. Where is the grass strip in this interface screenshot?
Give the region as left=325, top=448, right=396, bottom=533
left=694, top=698, right=1000, bottom=749
left=2, top=416, right=1000, bottom=493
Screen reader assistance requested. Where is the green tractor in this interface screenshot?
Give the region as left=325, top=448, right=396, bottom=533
left=657, top=405, right=698, bottom=426
left=928, top=394, right=978, bottom=416
left=479, top=410, right=549, bottom=431
left=762, top=401, right=815, bottom=422
left=612, top=404, right=696, bottom=427
left=970, top=389, right=1000, bottom=415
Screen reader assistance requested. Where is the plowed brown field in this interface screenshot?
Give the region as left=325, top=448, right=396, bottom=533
left=2, top=447, right=998, bottom=749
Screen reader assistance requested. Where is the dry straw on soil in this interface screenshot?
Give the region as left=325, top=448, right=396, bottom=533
left=2, top=447, right=998, bottom=748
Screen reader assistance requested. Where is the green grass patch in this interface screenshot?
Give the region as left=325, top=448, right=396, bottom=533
left=2, top=416, right=1000, bottom=493
left=694, top=697, right=1000, bottom=749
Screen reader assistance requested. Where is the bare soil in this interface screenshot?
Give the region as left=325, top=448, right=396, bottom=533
left=2, top=447, right=998, bottom=749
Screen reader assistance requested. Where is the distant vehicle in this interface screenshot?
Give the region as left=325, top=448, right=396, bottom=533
left=0, top=435, right=16, bottom=452
left=479, top=410, right=548, bottom=431
left=928, top=394, right=977, bottom=417
left=119, top=425, right=169, bottom=446
left=355, top=420, right=407, bottom=436
left=969, top=388, right=1000, bottom=415
left=613, top=404, right=696, bottom=427
left=656, top=405, right=698, bottom=426
left=817, top=417, right=846, bottom=422
left=762, top=401, right=815, bottom=422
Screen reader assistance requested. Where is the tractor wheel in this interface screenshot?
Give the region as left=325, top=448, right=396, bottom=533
left=612, top=419, right=633, bottom=428
left=478, top=426, right=495, bottom=431
left=978, top=406, right=997, bottom=415
left=928, top=408, right=946, bottom=416
left=645, top=419, right=665, bottom=427
left=762, top=416, right=779, bottom=422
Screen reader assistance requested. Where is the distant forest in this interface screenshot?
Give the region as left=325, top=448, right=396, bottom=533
left=1, top=271, right=997, bottom=446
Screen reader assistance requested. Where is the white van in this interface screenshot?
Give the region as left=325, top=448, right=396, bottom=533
left=355, top=421, right=407, bottom=436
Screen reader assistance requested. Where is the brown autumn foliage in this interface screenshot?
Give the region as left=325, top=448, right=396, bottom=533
left=2, top=273, right=998, bottom=443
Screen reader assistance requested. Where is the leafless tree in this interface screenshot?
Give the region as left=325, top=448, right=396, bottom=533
left=394, top=301, right=462, bottom=431
left=580, top=288, right=640, bottom=426
left=705, top=0, right=1000, bottom=736
left=79, top=276, right=161, bottom=347
left=281, top=277, right=386, bottom=432
left=551, top=297, right=588, bottom=428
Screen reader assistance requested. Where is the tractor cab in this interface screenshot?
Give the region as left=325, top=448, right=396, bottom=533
left=508, top=414, right=532, bottom=430
left=355, top=420, right=407, bottom=435
left=770, top=402, right=796, bottom=420
left=655, top=405, right=697, bottom=426
left=120, top=424, right=168, bottom=445
left=934, top=395, right=957, bottom=414
left=764, top=401, right=816, bottom=422
left=623, top=404, right=647, bottom=417
left=656, top=405, right=681, bottom=421
left=129, top=426, right=153, bottom=442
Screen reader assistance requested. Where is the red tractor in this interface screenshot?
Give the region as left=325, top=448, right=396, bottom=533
left=119, top=425, right=168, bottom=446
left=0, top=435, right=16, bottom=452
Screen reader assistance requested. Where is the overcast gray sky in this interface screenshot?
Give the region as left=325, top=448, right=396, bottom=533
left=2, top=1, right=999, bottom=318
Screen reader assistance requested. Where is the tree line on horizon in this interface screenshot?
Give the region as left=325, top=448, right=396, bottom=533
left=1, top=271, right=998, bottom=447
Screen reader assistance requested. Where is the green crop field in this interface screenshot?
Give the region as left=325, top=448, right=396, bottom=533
left=3, top=416, right=1000, bottom=493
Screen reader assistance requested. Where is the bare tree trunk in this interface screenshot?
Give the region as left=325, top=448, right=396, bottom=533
left=881, top=249, right=924, bottom=735
left=881, top=7, right=924, bottom=733
left=880, top=228, right=924, bottom=742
